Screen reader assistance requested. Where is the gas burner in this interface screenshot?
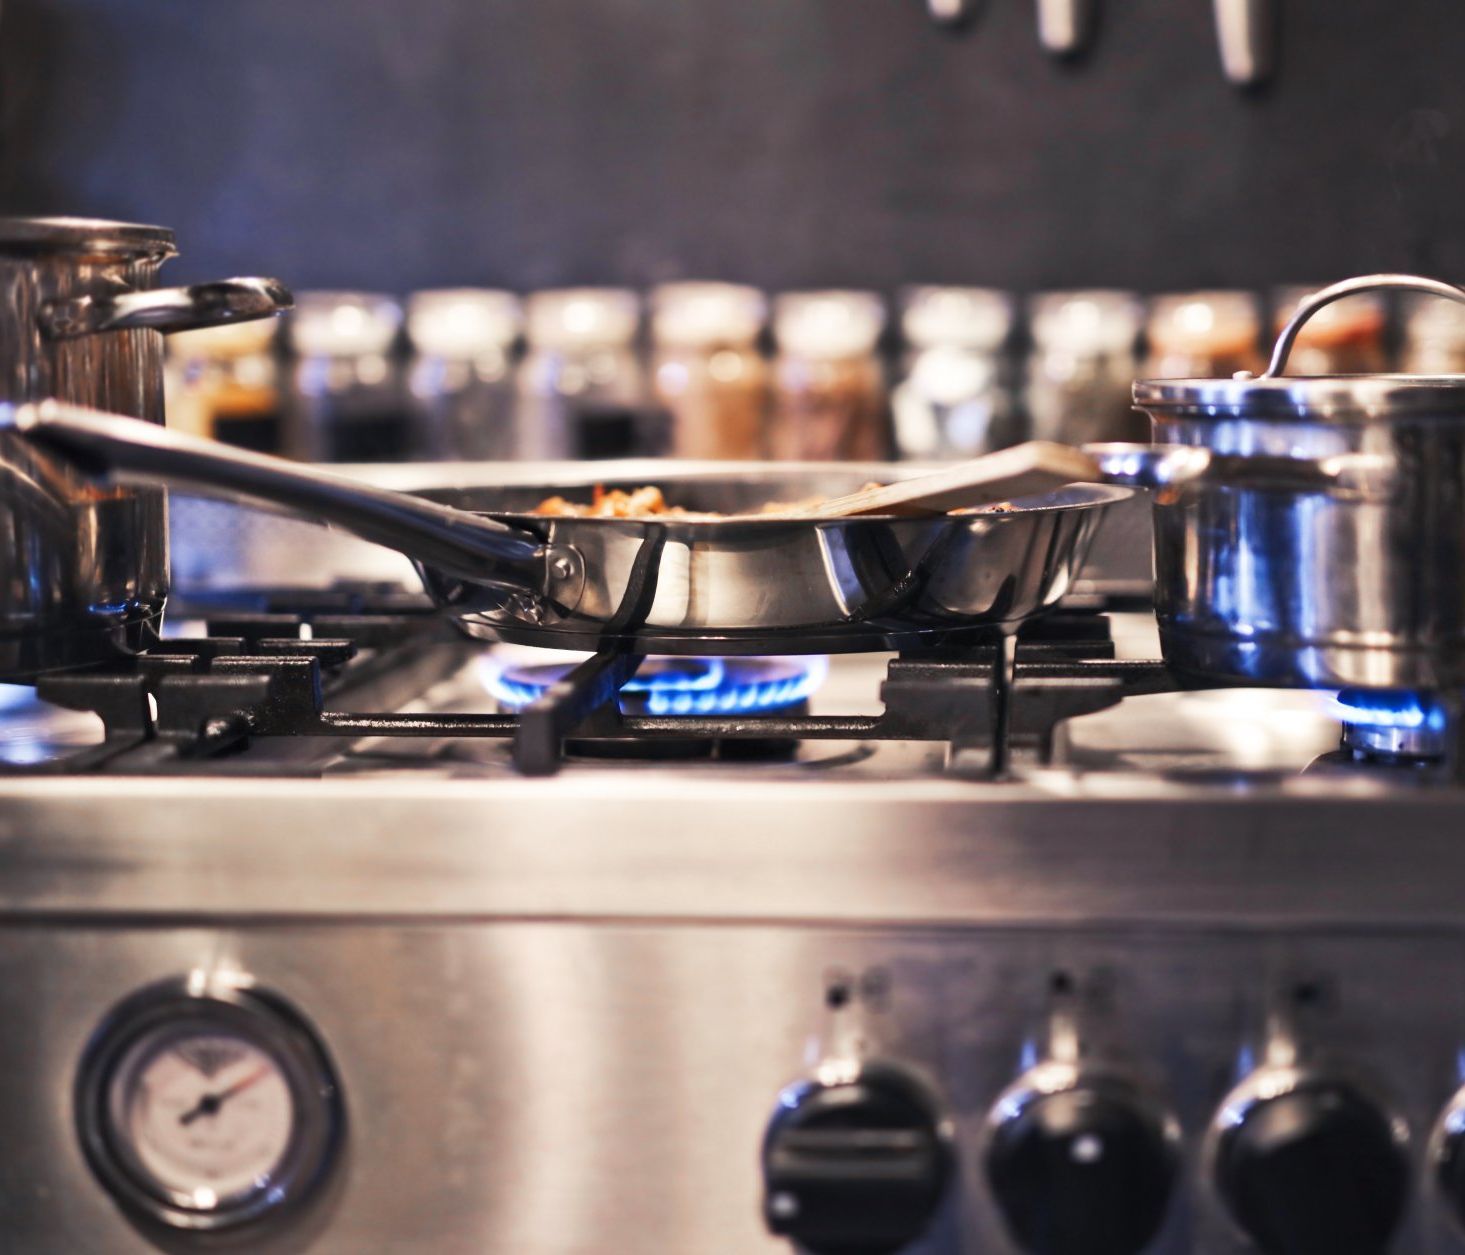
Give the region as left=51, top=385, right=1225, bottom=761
left=478, top=654, right=831, bottom=716
left=1334, top=688, right=1448, bottom=762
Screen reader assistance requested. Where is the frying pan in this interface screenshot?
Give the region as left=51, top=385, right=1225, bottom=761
left=6, top=401, right=1129, bottom=656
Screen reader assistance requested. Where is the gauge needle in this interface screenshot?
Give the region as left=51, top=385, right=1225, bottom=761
left=178, top=1064, right=272, bottom=1126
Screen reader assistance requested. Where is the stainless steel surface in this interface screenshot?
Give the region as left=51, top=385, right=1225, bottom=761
left=0, top=217, right=290, bottom=677
left=1036, top=0, right=1091, bottom=55
left=14, top=403, right=1128, bottom=655
left=1213, top=0, right=1273, bottom=86
left=1131, top=273, right=1465, bottom=688
left=5, top=626, right=1465, bottom=1249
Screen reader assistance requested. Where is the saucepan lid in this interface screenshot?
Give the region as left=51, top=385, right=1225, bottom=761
left=1133, top=274, right=1465, bottom=420
left=0, top=217, right=177, bottom=260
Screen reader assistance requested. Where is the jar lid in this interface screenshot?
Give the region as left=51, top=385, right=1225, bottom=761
left=0, top=216, right=176, bottom=259
left=901, top=286, right=1012, bottom=350
left=1028, top=289, right=1142, bottom=354
left=288, top=292, right=402, bottom=357
left=774, top=290, right=885, bottom=358
left=408, top=289, right=522, bottom=357
left=526, top=288, right=640, bottom=349
left=651, top=282, right=765, bottom=347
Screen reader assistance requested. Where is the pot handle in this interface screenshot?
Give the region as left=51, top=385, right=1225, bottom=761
left=1084, top=442, right=1394, bottom=494
left=1263, top=273, right=1465, bottom=378
left=39, top=277, right=293, bottom=339
left=2, top=400, right=584, bottom=602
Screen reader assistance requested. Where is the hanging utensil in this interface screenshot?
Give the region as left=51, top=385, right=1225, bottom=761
left=1214, top=0, right=1274, bottom=86
left=1036, top=0, right=1093, bottom=56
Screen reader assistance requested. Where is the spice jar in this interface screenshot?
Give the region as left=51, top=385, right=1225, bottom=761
left=164, top=318, right=284, bottom=452
left=770, top=291, right=889, bottom=460
left=891, top=286, right=1014, bottom=459
left=1144, top=291, right=1264, bottom=379
left=518, top=288, right=660, bottom=460
left=1402, top=293, right=1465, bottom=373
left=1025, top=289, right=1145, bottom=445
left=651, top=282, right=768, bottom=459
left=1271, top=285, right=1387, bottom=375
left=286, top=292, right=409, bottom=462
left=406, top=289, right=522, bottom=461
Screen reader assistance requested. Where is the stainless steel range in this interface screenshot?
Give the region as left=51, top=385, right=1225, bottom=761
left=3, top=489, right=1465, bottom=1255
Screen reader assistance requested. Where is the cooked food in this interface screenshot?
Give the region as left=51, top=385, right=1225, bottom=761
left=532, top=483, right=1017, bottom=519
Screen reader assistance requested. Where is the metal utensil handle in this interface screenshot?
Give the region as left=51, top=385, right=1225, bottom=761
left=1265, top=274, right=1465, bottom=378
left=1085, top=443, right=1393, bottom=494
left=4, top=400, right=557, bottom=586
left=39, top=277, right=293, bottom=339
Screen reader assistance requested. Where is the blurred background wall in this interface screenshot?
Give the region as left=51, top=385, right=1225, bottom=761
left=0, top=0, right=1459, bottom=293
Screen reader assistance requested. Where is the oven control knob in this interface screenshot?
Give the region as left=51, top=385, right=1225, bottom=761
left=761, top=1061, right=953, bottom=1254
left=1211, top=1071, right=1409, bottom=1255
left=985, top=1071, right=1178, bottom=1255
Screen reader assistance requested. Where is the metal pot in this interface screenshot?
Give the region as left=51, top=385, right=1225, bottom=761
left=1096, top=273, right=1465, bottom=691
left=0, top=217, right=291, bottom=676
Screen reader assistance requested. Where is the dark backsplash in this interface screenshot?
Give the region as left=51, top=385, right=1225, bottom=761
left=0, top=0, right=1461, bottom=296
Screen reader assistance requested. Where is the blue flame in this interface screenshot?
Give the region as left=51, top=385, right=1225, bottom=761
left=1332, top=688, right=1447, bottom=732
left=479, top=655, right=829, bottom=716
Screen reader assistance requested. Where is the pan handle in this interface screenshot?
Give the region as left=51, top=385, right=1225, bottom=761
left=1084, top=442, right=1395, bottom=495
left=4, top=400, right=584, bottom=601
left=39, top=278, right=293, bottom=339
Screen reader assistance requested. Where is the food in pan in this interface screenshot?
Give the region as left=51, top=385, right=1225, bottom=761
left=532, top=484, right=1016, bottom=519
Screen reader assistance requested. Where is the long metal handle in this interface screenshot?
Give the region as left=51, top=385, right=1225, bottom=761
left=1265, top=274, right=1465, bottom=378
left=39, top=277, right=293, bottom=339
left=3, top=400, right=570, bottom=591
left=1085, top=442, right=1394, bottom=495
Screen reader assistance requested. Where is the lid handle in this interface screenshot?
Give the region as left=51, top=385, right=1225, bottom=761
left=1263, top=273, right=1465, bottom=378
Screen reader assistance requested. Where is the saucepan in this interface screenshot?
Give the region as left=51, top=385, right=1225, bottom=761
left=1092, top=273, right=1465, bottom=691
left=0, top=217, right=292, bottom=676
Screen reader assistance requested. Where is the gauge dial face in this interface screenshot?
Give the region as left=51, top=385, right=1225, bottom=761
left=77, top=981, right=341, bottom=1232
left=111, top=1026, right=295, bottom=1208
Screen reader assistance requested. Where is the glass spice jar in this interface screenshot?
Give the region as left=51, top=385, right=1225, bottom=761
left=406, top=289, right=522, bottom=461
left=892, top=286, right=1015, bottom=459
left=517, top=288, right=661, bottom=460
left=1025, top=289, right=1146, bottom=445
left=164, top=318, right=284, bottom=453
left=1271, top=285, right=1387, bottom=375
left=1144, top=291, right=1265, bottom=380
left=286, top=292, right=409, bottom=462
left=770, top=290, right=889, bottom=461
left=651, top=282, right=769, bottom=460
left=1402, top=292, right=1465, bottom=373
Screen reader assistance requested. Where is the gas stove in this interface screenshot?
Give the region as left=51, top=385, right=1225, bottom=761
left=5, top=498, right=1465, bottom=1254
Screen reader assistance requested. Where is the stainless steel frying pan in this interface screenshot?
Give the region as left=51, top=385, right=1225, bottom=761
left=7, top=401, right=1129, bottom=656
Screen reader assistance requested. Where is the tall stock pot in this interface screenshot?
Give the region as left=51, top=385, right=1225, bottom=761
left=1107, top=274, right=1465, bottom=690
left=0, top=217, right=290, bottom=676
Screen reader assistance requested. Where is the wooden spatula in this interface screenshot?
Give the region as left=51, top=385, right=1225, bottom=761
left=782, top=441, right=1104, bottom=519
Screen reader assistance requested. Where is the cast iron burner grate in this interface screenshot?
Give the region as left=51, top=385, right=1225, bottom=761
left=6, top=584, right=1183, bottom=778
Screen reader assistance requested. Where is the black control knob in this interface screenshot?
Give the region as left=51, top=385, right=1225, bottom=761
left=761, top=1061, right=952, bottom=1254
left=1212, top=1073, right=1409, bottom=1255
left=985, top=1074, right=1177, bottom=1255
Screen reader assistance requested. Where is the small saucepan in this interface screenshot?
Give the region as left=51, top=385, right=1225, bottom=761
left=1092, top=273, right=1465, bottom=690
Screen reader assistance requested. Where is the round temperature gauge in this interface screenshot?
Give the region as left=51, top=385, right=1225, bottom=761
left=76, top=977, right=342, bottom=1232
